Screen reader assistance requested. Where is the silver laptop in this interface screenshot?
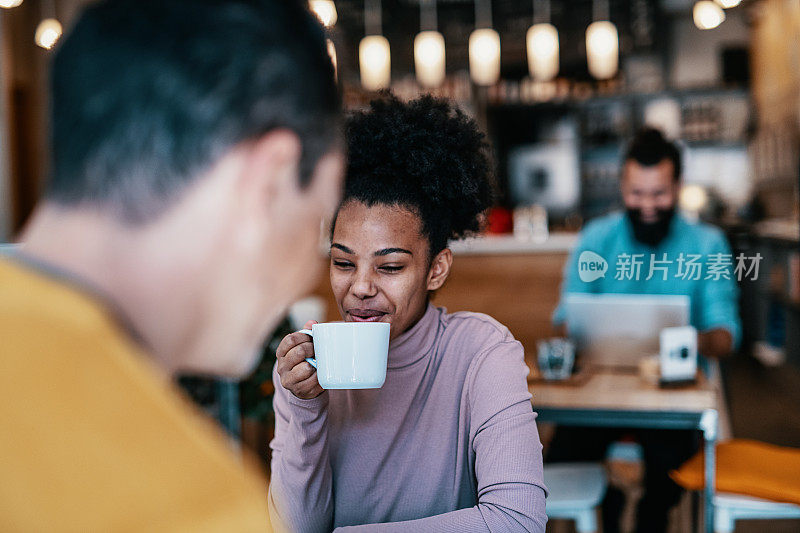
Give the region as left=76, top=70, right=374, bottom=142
left=564, top=293, right=690, bottom=367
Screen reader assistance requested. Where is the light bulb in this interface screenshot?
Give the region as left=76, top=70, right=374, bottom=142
left=35, top=18, right=62, bottom=50
left=327, top=39, right=337, bottom=80
left=0, top=0, right=24, bottom=8
left=526, top=23, right=559, bottom=82
left=680, top=184, right=709, bottom=213
left=586, top=21, right=618, bottom=79
left=469, top=28, right=501, bottom=86
left=309, top=0, right=337, bottom=27
left=693, top=1, right=725, bottom=30
left=414, top=31, right=445, bottom=88
left=714, top=0, right=741, bottom=8
left=359, top=35, right=391, bottom=91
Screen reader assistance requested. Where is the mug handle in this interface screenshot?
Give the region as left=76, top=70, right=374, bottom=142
left=297, top=329, right=317, bottom=369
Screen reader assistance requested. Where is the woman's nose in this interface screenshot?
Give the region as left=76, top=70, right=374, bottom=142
left=351, top=271, right=377, bottom=299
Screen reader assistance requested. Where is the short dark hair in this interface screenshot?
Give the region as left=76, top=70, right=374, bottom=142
left=339, top=93, right=495, bottom=259
left=48, top=0, right=340, bottom=223
left=624, top=128, right=682, bottom=181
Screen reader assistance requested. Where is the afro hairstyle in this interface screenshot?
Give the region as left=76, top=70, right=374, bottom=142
left=339, top=93, right=495, bottom=259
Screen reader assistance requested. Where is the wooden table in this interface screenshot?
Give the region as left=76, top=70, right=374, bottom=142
left=530, top=366, right=720, bottom=533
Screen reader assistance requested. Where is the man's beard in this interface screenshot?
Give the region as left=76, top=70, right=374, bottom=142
left=626, top=207, right=676, bottom=247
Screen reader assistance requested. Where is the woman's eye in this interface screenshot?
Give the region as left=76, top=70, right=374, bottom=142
left=379, top=265, right=403, bottom=273
left=333, top=261, right=354, bottom=269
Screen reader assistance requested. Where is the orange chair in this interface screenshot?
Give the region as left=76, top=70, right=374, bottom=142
left=671, top=439, right=800, bottom=532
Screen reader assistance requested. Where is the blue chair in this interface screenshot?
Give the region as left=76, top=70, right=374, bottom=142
left=714, top=493, right=800, bottom=533
left=544, top=462, right=607, bottom=533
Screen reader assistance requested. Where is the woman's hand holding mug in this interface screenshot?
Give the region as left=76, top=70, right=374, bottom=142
left=276, top=320, right=325, bottom=400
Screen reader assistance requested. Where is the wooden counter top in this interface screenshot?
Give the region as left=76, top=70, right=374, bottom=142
left=449, top=233, right=578, bottom=255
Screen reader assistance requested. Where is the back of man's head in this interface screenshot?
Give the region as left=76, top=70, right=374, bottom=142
left=48, top=0, right=340, bottom=224
left=624, top=128, right=682, bottom=182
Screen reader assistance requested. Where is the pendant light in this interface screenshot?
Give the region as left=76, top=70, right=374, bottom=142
left=359, top=0, right=390, bottom=91
left=309, top=0, right=337, bottom=27
left=714, top=0, right=741, bottom=8
left=414, top=0, right=445, bottom=88
left=469, top=0, right=500, bottom=86
left=693, top=1, right=725, bottom=30
left=526, top=0, right=559, bottom=81
left=0, top=0, right=23, bottom=8
left=327, top=39, right=338, bottom=80
left=586, top=0, right=618, bottom=80
left=35, top=0, right=61, bottom=50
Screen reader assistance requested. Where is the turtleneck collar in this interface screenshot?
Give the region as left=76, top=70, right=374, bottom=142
left=387, top=303, right=441, bottom=369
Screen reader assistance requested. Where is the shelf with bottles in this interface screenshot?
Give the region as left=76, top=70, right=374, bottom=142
left=484, top=82, right=750, bottom=147
left=578, top=138, right=624, bottom=219
left=485, top=78, right=624, bottom=107
left=582, top=164, right=623, bottom=197
left=344, top=74, right=751, bottom=152
left=678, top=95, right=751, bottom=145
left=483, top=78, right=747, bottom=106
left=581, top=100, right=634, bottom=148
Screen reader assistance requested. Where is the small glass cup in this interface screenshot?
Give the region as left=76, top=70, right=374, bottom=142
left=537, top=338, right=575, bottom=380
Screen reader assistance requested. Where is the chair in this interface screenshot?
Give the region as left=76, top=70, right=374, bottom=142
left=544, top=462, right=607, bottom=533
left=714, top=493, right=800, bottom=533
left=671, top=439, right=800, bottom=532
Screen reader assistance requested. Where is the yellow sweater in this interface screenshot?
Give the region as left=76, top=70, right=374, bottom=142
left=0, top=257, right=271, bottom=532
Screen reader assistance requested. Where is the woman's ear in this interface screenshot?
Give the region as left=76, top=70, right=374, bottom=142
left=426, top=248, right=453, bottom=291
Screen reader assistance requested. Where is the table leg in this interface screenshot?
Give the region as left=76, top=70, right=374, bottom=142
left=700, top=410, right=718, bottom=533
left=216, top=379, right=241, bottom=442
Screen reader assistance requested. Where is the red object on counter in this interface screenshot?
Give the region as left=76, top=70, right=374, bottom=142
left=486, top=206, right=513, bottom=234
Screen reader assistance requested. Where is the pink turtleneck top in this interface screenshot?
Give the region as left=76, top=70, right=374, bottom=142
left=269, top=304, right=547, bottom=532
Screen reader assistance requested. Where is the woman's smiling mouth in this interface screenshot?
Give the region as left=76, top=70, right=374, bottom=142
left=347, top=308, right=388, bottom=322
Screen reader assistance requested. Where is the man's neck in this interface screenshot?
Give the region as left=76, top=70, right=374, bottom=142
left=20, top=204, right=190, bottom=374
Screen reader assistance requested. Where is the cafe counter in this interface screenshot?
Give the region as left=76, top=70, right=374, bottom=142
left=448, top=233, right=577, bottom=255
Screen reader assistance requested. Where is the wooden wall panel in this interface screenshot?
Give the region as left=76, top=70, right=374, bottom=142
left=749, top=0, right=800, bottom=219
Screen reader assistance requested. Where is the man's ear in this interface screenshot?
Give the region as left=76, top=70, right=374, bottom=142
left=427, top=248, right=453, bottom=291
left=238, top=129, right=302, bottom=213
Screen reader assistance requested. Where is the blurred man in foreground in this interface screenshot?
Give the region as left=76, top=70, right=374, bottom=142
left=0, top=0, right=342, bottom=530
left=550, top=128, right=740, bottom=532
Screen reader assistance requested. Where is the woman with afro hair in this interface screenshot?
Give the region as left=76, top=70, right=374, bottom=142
left=269, top=94, right=547, bottom=532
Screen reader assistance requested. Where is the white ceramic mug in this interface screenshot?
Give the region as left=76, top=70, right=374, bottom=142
left=299, top=322, right=390, bottom=389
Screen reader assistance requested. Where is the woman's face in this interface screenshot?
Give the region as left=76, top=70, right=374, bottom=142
left=330, top=200, right=451, bottom=340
